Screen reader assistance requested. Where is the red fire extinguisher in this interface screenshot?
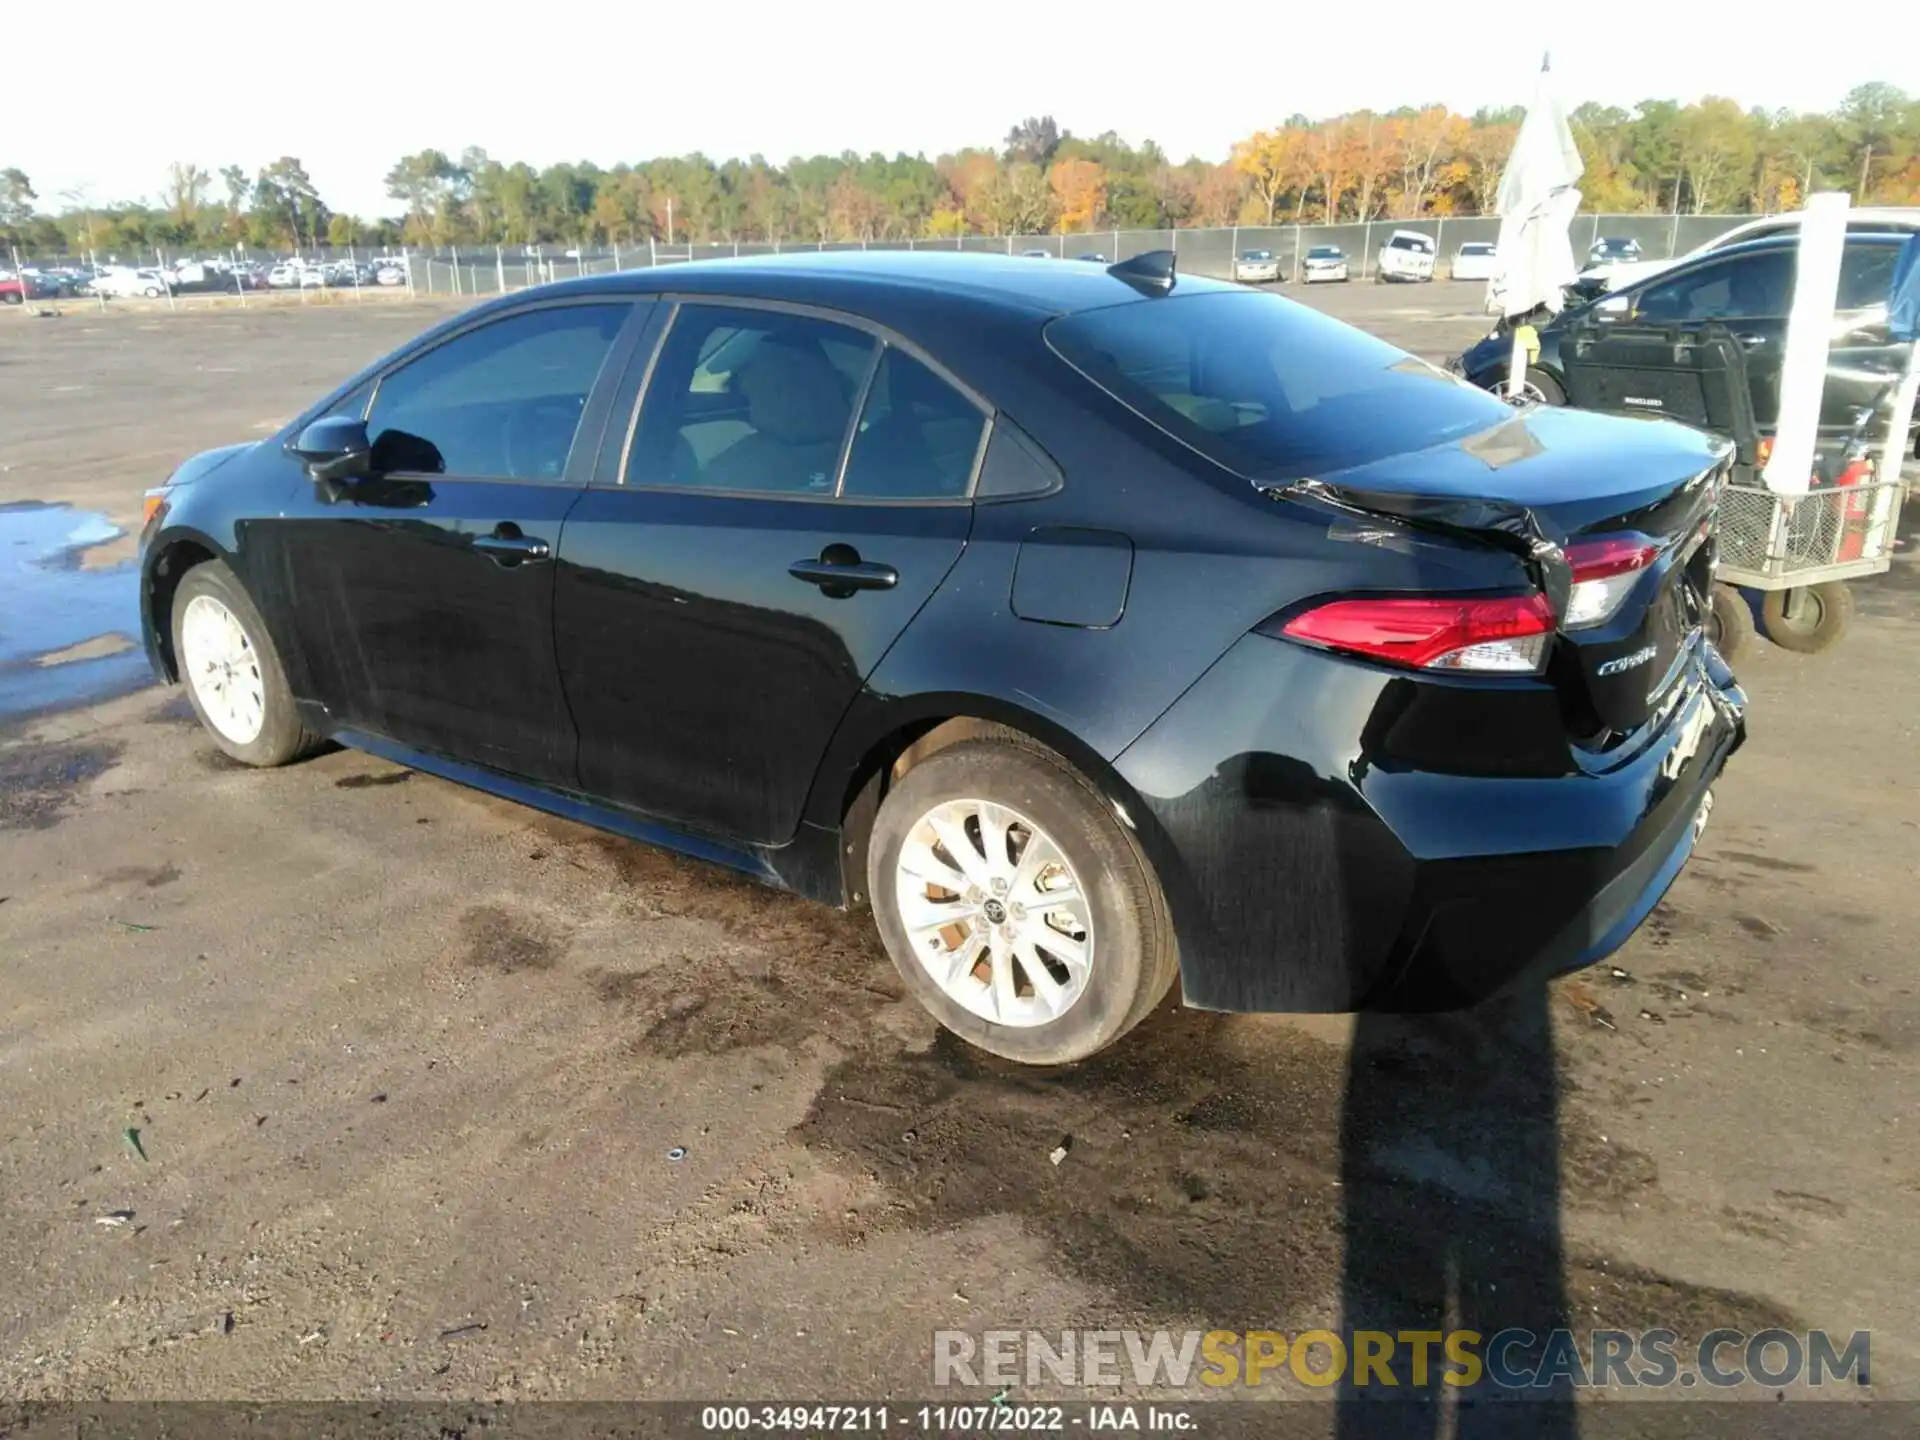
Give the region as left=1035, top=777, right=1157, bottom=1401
left=1833, top=453, right=1874, bottom=563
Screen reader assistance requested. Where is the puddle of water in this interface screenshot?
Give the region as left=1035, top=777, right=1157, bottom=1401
left=0, top=501, right=152, bottom=720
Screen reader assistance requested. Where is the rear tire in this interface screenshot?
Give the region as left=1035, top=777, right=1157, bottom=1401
left=1761, top=582, right=1853, bottom=654
left=1705, top=583, right=1754, bottom=661
left=868, top=738, right=1178, bottom=1065
left=171, top=560, right=323, bottom=767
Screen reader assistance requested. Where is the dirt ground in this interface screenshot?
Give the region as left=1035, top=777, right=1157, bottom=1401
left=1, top=282, right=1917, bottom=1421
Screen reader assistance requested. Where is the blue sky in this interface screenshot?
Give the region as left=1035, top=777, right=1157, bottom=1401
left=13, top=0, right=1912, bottom=216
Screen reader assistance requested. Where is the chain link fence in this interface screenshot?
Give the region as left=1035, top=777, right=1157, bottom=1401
left=361, top=213, right=1762, bottom=297
left=11, top=214, right=1766, bottom=305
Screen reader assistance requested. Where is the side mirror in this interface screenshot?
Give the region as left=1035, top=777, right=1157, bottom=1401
left=1597, top=295, right=1630, bottom=318
left=290, top=416, right=374, bottom=484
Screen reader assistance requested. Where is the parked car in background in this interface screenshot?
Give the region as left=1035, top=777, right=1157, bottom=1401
left=1073, top=253, right=1109, bottom=263
left=1454, top=231, right=1916, bottom=445
left=0, top=275, right=24, bottom=305
left=1588, top=236, right=1643, bottom=268
left=267, top=263, right=301, bottom=288
left=90, top=267, right=171, bottom=299
left=374, top=262, right=408, bottom=286
left=1301, top=245, right=1349, bottom=283
left=1020, top=249, right=1052, bottom=259
left=299, top=267, right=328, bottom=289
left=140, top=250, right=1744, bottom=1065
left=1376, top=230, right=1437, bottom=282
left=1584, top=209, right=1920, bottom=294
left=1449, top=241, right=1497, bottom=281
left=1233, top=249, right=1281, bottom=284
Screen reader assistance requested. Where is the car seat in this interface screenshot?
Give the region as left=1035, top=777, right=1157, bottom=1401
left=700, top=338, right=853, bottom=493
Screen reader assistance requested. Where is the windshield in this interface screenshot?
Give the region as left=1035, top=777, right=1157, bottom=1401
left=1308, top=247, right=1341, bottom=259
left=1047, top=291, right=1510, bottom=481
left=1242, top=251, right=1273, bottom=260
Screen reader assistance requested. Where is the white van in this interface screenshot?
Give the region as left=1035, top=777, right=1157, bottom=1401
left=1376, top=230, right=1437, bottom=282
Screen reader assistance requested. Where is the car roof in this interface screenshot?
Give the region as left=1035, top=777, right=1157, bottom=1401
left=1681, top=229, right=1912, bottom=264
left=488, top=249, right=1242, bottom=324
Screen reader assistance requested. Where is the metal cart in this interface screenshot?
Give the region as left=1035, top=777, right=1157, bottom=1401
left=1559, top=316, right=1914, bottom=655
left=1711, top=451, right=1907, bottom=653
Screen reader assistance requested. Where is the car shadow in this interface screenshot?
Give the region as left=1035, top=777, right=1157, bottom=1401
left=1336, top=987, right=1576, bottom=1436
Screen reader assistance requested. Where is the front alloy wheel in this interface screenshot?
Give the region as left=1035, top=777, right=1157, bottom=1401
left=170, top=558, right=322, bottom=767
left=180, top=594, right=266, bottom=745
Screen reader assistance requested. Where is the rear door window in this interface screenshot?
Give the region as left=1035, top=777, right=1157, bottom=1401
left=1047, top=290, right=1507, bottom=480
left=840, top=349, right=988, bottom=500
left=628, top=304, right=875, bottom=495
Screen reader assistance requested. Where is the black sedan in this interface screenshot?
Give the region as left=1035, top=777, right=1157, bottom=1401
left=1458, top=232, right=1915, bottom=437
left=140, top=251, right=1745, bottom=1063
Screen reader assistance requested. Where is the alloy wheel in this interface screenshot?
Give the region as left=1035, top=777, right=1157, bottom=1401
left=180, top=594, right=266, bottom=744
left=892, top=797, right=1094, bottom=1028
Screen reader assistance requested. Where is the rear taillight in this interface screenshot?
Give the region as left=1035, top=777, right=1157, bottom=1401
left=1277, top=594, right=1554, bottom=674
left=1563, top=535, right=1659, bottom=629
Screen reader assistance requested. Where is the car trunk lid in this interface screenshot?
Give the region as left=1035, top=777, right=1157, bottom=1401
left=1284, top=404, right=1728, bottom=738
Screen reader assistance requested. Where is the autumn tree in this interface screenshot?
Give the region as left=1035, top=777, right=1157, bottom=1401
left=1049, top=158, right=1107, bottom=232
left=1673, top=97, right=1758, bottom=213
left=1387, top=106, right=1468, bottom=217
left=981, top=163, right=1054, bottom=234
left=1233, top=128, right=1310, bottom=224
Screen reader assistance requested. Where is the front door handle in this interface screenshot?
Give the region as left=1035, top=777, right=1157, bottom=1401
left=472, top=532, right=551, bottom=566
left=789, top=543, right=898, bottom=597
left=1734, top=333, right=1768, bottom=347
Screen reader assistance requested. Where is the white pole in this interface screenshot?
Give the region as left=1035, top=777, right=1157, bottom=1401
left=1764, top=191, right=1849, bottom=497
left=1507, top=329, right=1530, bottom=398
left=405, top=244, right=417, bottom=298
left=350, top=243, right=361, bottom=301
left=157, top=246, right=176, bottom=311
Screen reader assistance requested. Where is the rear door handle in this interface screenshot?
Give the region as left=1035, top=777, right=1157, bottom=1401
left=789, top=545, right=898, bottom=596
left=472, top=533, right=551, bottom=565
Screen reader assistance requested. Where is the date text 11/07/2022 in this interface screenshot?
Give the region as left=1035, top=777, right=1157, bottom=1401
left=698, top=1405, right=1195, bottom=1432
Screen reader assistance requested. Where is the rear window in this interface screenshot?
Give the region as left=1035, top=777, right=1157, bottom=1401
left=1046, top=290, right=1508, bottom=481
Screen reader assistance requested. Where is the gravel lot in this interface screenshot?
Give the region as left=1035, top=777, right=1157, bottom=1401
left=1, top=281, right=1917, bottom=1420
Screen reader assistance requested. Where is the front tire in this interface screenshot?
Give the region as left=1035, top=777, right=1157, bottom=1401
left=171, top=560, right=322, bottom=767
left=868, top=738, right=1178, bottom=1065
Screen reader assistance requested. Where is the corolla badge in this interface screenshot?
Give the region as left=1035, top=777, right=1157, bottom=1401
left=1597, top=644, right=1659, bottom=677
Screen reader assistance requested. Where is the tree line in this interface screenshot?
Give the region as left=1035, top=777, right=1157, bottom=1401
left=3, top=85, right=1915, bottom=258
